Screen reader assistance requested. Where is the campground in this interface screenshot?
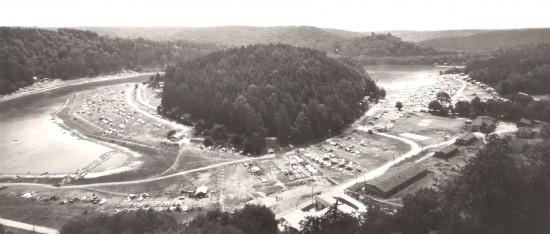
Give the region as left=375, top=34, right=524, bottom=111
left=0, top=69, right=519, bottom=231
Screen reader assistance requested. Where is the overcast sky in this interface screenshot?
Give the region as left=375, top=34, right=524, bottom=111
left=2, top=0, right=550, bottom=31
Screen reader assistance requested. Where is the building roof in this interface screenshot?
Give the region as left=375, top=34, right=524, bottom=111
left=195, top=186, right=208, bottom=195
left=437, top=145, right=459, bottom=155
left=365, top=165, right=427, bottom=194
left=516, top=127, right=533, bottom=136
left=283, top=210, right=309, bottom=231
left=472, top=116, right=496, bottom=126
left=457, top=133, right=476, bottom=142
left=314, top=195, right=337, bottom=207
left=519, top=118, right=531, bottom=125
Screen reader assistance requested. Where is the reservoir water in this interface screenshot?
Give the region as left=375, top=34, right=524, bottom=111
left=0, top=67, right=440, bottom=175
left=0, top=75, right=149, bottom=174
left=364, top=65, right=443, bottom=91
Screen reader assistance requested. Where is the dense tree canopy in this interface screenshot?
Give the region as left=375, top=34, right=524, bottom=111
left=162, top=44, right=379, bottom=153
left=60, top=204, right=277, bottom=234
left=334, top=33, right=475, bottom=65
left=465, top=43, right=550, bottom=95
left=420, top=28, right=550, bottom=51
left=0, top=27, right=217, bottom=95
left=338, top=33, right=449, bottom=57
left=60, top=209, right=178, bottom=234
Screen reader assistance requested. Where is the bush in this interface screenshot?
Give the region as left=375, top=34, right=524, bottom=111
left=166, top=129, right=177, bottom=139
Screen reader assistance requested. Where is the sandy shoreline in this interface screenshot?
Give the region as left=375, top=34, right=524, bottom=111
left=51, top=95, right=144, bottom=179
left=0, top=73, right=153, bottom=179
left=0, top=71, right=157, bottom=103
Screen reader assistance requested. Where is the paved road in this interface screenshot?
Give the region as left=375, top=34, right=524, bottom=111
left=0, top=217, right=59, bottom=234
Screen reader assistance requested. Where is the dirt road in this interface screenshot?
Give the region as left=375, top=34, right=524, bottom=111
left=135, top=83, right=157, bottom=110
left=125, top=87, right=186, bottom=131
left=451, top=75, right=468, bottom=101
left=1, top=153, right=276, bottom=189
left=0, top=217, right=59, bottom=234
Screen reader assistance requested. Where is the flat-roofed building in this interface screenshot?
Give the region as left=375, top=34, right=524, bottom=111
left=455, top=133, right=476, bottom=145
left=434, top=145, right=459, bottom=159
left=363, top=165, right=428, bottom=198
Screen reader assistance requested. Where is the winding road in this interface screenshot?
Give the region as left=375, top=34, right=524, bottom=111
left=2, top=153, right=276, bottom=189
left=1, top=73, right=470, bottom=231
left=275, top=74, right=468, bottom=220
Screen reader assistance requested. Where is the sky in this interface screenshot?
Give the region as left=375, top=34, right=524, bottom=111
left=1, top=0, right=550, bottom=32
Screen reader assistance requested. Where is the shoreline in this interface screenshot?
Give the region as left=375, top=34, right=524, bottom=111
left=51, top=92, right=145, bottom=179
left=0, top=84, right=148, bottom=179
left=0, top=71, right=158, bottom=104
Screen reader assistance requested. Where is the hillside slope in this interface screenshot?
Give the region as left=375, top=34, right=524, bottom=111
left=0, top=27, right=217, bottom=95
left=337, top=33, right=448, bottom=57
left=81, top=26, right=364, bottom=52
left=162, top=44, right=381, bottom=153
left=420, top=28, right=550, bottom=50
left=465, top=43, right=550, bottom=95
left=378, top=29, right=488, bottom=42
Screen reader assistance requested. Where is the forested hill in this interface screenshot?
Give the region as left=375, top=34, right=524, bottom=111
left=378, top=29, right=489, bottom=42
left=334, top=33, right=472, bottom=65
left=465, top=43, right=550, bottom=95
left=420, top=28, right=550, bottom=51
left=337, top=33, right=449, bottom=57
left=83, top=27, right=473, bottom=65
left=162, top=44, right=382, bottom=153
left=0, top=27, right=218, bottom=95
left=81, top=26, right=359, bottom=52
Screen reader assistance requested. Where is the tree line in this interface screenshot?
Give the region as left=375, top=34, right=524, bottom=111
left=420, top=28, right=550, bottom=51
left=334, top=33, right=481, bottom=65
left=161, top=44, right=383, bottom=154
left=60, top=204, right=277, bottom=234
left=465, top=43, right=550, bottom=95
left=0, top=27, right=218, bottom=95
left=425, top=91, right=550, bottom=123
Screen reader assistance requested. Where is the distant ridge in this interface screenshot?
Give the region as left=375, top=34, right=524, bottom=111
left=79, top=26, right=365, bottom=52
left=419, top=28, right=550, bottom=50
left=375, top=29, right=489, bottom=42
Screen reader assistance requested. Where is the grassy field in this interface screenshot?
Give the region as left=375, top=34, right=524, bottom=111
left=390, top=114, right=467, bottom=145
left=0, top=187, right=98, bottom=229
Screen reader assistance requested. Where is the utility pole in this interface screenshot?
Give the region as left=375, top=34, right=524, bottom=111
left=311, top=184, right=314, bottom=206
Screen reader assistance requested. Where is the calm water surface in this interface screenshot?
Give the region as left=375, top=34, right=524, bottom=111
left=0, top=75, right=148, bottom=174
left=364, top=65, right=443, bottom=91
